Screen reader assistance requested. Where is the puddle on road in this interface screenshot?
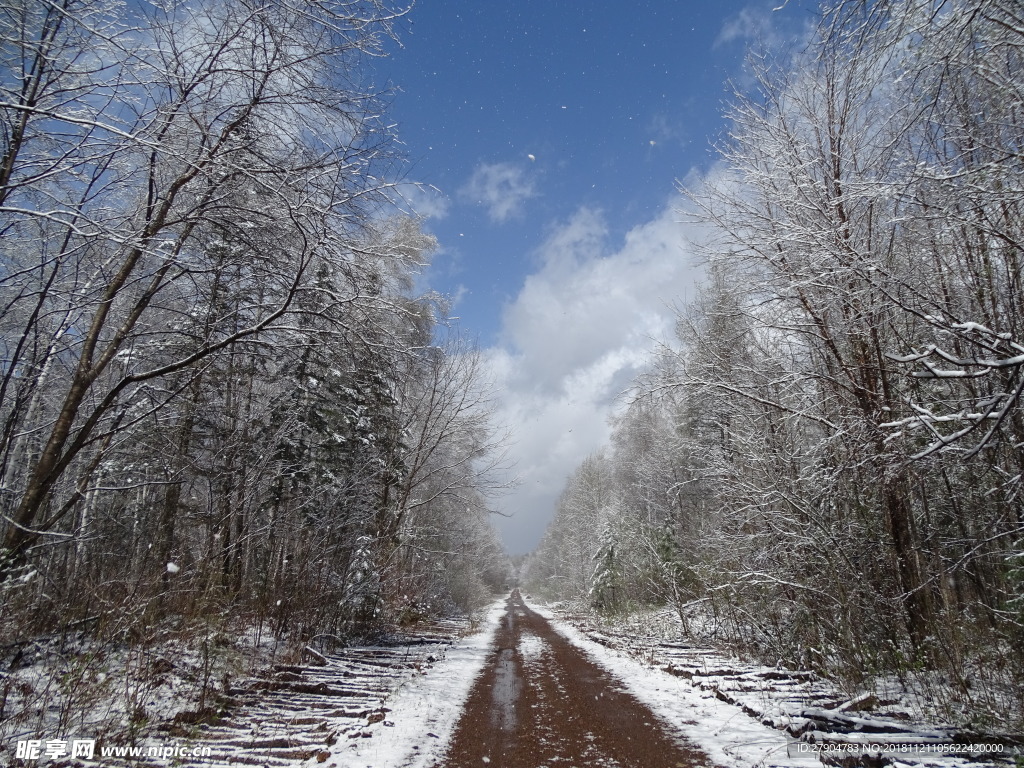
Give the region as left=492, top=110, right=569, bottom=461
left=490, top=647, right=522, bottom=732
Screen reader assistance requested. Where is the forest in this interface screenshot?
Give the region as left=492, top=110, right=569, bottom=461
left=0, top=0, right=511, bottom=739
left=3, top=0, right=1024, bottom=752
left=525, top=0, right=1024, bottom=732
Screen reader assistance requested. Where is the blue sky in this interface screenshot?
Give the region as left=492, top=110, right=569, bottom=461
left=382, top=1, right=813, bottom=554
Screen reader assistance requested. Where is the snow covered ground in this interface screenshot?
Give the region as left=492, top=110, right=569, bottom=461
left=2, top=603, right=504, bottom=768
left=11, top=594, right=1013, bottom=767
left=321, top=595, right=1018, bottom=768
left=323, top=598, right=506, bottom=768
left=524, top=598, right=1019, bottom=768
left=525, top=598, right=820, bottom=768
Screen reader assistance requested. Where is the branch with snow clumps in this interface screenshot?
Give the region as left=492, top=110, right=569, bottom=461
left=884, top=320, right=1024, bottom=460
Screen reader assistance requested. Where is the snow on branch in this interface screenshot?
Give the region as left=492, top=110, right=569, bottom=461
left=884, top=319, right=1024, bottom=460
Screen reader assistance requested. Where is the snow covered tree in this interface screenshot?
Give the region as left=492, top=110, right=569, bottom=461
left=525, top=452, right=613, bottom=602
left=0, top=0, right=512, bottom=659
left=0, top=0, right=410, bottom=580
left=387, top=330, right=513, bottom=614
left=589, top=523, right=623, bottom=613
left=533, top=1, right=1024, bottom=723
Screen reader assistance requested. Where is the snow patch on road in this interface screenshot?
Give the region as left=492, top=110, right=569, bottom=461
left=525, top=599, right=819, bottom=768
left=518, top=632, right=546, bottom=663
left=324, top=599, right=506, bottom=768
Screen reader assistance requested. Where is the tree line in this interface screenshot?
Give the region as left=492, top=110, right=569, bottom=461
left=0, top=0, right=510, bottom=673
left=526, top=0, right=1023, bottom=731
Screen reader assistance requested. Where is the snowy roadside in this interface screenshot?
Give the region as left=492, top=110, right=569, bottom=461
left=524, top=598, right=818, bottom=768
left=524, top=598, right=1018, bottom=768
left=321, top=598, right=506, bottom=768
left=3, top=605, right=504, bottom=768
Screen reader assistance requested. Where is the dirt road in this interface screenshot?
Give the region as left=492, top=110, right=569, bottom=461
left=435, top=591, right=713, bottom=768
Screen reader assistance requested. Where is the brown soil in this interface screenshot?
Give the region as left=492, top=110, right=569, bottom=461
left=435, top=590, right=715, bottom=768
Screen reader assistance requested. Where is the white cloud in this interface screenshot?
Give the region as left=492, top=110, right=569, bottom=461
left=484, top=202, right=704, bottom=553
left=714, top=3, right=817, bottom=65
left=461, top=161, right=537, bottom=222
left=646, top=113, right=688, bottom=149
left=394, top=182, right=450, bottom=220
left=715, top=6, right=783, bottom=50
